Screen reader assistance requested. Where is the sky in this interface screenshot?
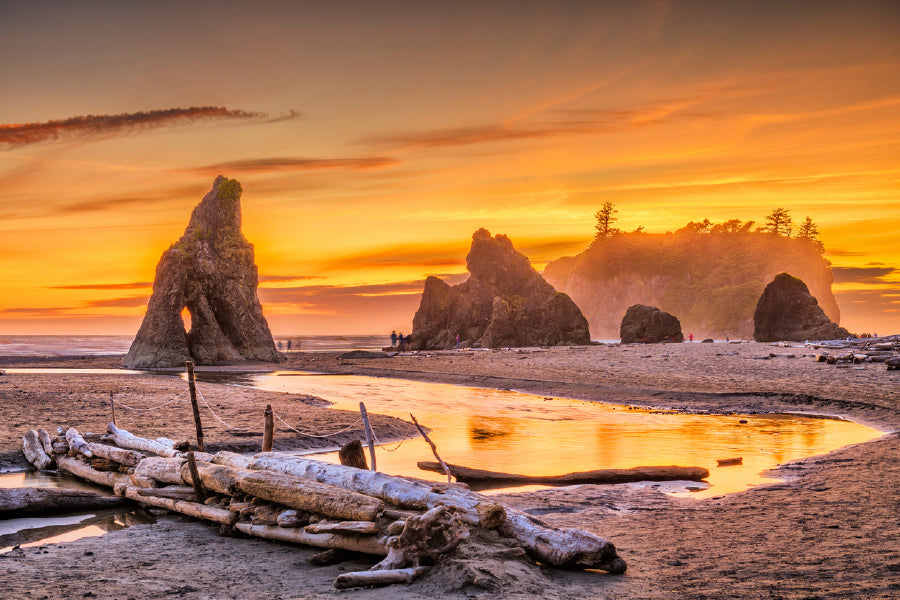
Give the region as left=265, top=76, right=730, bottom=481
left=1, top=0, right=899, bottom=337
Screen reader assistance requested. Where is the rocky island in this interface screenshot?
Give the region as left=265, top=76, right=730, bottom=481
left=410, top=228, right=590, bottom=350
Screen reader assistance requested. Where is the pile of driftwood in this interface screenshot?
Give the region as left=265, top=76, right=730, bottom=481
left=21, top=422, right=627, bottom=589
left=806, top=335, right=900, bottom=369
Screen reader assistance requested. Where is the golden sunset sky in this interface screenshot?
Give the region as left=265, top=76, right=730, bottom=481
left=2, top=1, right=898, bottom=336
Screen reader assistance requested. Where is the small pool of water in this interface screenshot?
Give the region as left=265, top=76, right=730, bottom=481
left=210, top=371, right=883, bottom=498
left=0, top=472, right=156, bottom=553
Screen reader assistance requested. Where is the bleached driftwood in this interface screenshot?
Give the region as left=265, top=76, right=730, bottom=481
left=334, top=567, right=429, bottom=590
left=177, top=459, right=385, bottom=522
left=121, top=485, right=236, bottom=525
left=133, top=456, right=186, bottom=485
left=305, top=520, right=379, bottom=535
left=234, top=523, right=388, bottom=555
left=37, top=429, right=54, bottom=455
left=217, top=451, right=625, bottom=572
left=0, top=487, right=124, bottom=518
left=57, top=456, right=130, bottom=488
left=65, top=428, right=92, bottom=457
left=86, top=442, right=144, bottom=467
left=219, top=452, right=506, bottom=529
left=103, top=422, right=181, bottom=458
left=135, top=486, right=199, bottom=501
left=417, top=461, right=710, bottom=486
left=22, top=429, right=54, bottom=470
left=500, top=509, right=626, bottom=572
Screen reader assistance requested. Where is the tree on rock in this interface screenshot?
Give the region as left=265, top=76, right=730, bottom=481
left=763, top=208, right=793, bottom=236
left=124, top=176, right=282, bottom=368
left=592, top=202, right=619, bottom=243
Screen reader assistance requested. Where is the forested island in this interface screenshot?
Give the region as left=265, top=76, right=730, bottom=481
left=544, top=207, right=839, bottom=340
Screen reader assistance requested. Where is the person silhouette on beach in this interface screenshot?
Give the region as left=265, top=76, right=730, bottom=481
left=391, top=331, right=397, bottom=347
left=456, top=333, right=460, bottom=350
left=287, top=339, right=291, bottom=352
left=398, top=333, right=404, bottom=349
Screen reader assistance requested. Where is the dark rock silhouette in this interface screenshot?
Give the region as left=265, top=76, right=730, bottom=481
left=753, top=273, right=850, bottom=342
left=619, top=304, right=684, bottom=343
left=411, top=229, right=590, bottom=350
left=124, top=176, right=281, bottom=368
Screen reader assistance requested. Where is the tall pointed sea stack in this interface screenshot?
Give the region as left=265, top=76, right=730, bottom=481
left=124, top=176, right=281, bottom=368
left=410, top=228, right=591, bottom=350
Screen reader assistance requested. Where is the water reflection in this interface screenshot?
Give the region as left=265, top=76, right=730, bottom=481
left=228, top=371, right=882, bottom=497
left=0, top=508, right=156, bottom=553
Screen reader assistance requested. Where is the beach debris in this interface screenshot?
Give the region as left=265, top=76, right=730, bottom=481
left=887, top=357, right=900, bottom=371
left=338, top=439, right=368, bottom=470
left=753, top=273, right=850, bottom=342
left=20, top=423, right=628, bottom=588
left=0, top=487, right=124, bottom=519
left=123, top=176, right=281, bottom=368
left=21, top=429, right=54, bottom=470
left=417, top=461, right=710, bottom=488
left=409, top=228, right=590, bottom=350
left=716, top=457, right=743, bottom=467
left=620, top=304, right=684, bottom=344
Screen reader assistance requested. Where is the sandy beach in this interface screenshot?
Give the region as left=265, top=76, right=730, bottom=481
left=1, top=342, right=898, bottom=599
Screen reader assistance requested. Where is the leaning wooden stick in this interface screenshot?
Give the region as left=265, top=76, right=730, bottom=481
left=410, top=414, right=452, bottom=484
left=359, top=402, right=377, bottom=471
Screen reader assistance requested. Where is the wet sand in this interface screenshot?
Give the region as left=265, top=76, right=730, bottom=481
left=1, top=342, right=898, bottom=599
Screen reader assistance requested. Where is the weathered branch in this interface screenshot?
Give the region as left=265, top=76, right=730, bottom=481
left=234, top=522, right=388, bottom=555
left=104, top=422, right=181, bottom=458
left=0, top=487, right=124, bottom=518
left=417, top=461, right=710, bottom=486
left=334, top=567, right=429, bottom=589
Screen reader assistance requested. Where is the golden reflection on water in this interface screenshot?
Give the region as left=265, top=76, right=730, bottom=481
left=243, top=372, right=882, bottom=497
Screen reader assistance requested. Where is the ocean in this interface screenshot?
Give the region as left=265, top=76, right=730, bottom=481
left=0, top=334, right=388, bottom=356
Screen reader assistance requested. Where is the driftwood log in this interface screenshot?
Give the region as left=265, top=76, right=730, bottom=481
left=334, top=567, right=429, bottom=590
left=417, top=461, right=711, bottom=487
left=57, top=456, right=130, bottom=488
left=22, top=430, right=54, bottom=470
left=0, top=487, right=125, bottom=518
left=65, top=428, right=92, bottom=457
left=103, top=422, right=181, bottom=458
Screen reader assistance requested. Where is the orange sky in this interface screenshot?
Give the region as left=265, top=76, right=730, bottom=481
left=1, top=1, right=899, bottom=337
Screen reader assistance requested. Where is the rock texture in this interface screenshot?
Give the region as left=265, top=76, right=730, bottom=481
left=124, top=177, right=281, bottom=368
left=753, top=273, right=850, bottom=342
left=619, top=305, right=684, bottom=344
left=410, top=229, right=590, bottom=350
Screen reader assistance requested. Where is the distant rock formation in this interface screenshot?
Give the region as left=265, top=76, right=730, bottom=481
left=124, top=176, right=281, bottom=368
left=753, top=273, right=850, bottom=342
left=410, top=229, right=590, bottom=350
left=544, top=229, right=839, bottom=340
left=619, top=305, right=684, bottom=343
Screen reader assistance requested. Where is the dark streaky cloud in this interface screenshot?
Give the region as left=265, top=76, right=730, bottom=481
left=1, top=107, right=296, bottom=149
left=831, top=266, right=898, bottom=285
left=50, top=282, right=152, bottom=290
left=185, top=156, right=400, bottom=177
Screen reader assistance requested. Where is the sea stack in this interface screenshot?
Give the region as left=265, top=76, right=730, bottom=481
left=619, top=304, right=684, bottom=343
left=753, top=272, right=850, bottom=342
left=410, top=228, right=590, bottom=350
left=124, top=176, right=281, bottom=368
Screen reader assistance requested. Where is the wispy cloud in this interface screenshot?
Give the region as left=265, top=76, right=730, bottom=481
left=832, top=266, right=898, bottom=285
left=183, top=156, right=400, bottom=177
left=1, top=106, right=299, bottom=149
left=85, top=296, right=150, bottom=308
left=49, top=282, right=152, bottom=290
left=258, top=281, right=426, bottom=317
left=324, top=246, right=467, bottom=271
left=259, top=274, right=321, bottom=284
